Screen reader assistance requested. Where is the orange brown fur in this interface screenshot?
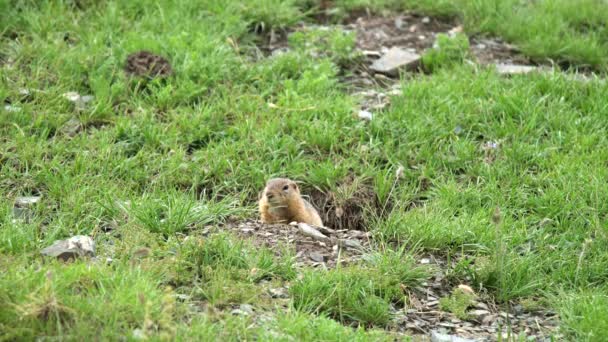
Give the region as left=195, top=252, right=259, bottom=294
left=258, top=178, right=323, bottom=226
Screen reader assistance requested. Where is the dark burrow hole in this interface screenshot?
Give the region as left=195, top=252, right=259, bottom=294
left=307, top=177, right=389, bottom=231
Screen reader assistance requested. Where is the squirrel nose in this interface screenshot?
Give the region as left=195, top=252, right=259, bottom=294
left=266, top=193, right=274, bottom=199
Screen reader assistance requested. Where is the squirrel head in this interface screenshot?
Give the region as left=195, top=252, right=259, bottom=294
left=263, top=178, right=300, bottom=205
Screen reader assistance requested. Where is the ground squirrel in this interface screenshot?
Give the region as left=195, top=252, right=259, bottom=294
left=258, top=178, right=323, bottom=226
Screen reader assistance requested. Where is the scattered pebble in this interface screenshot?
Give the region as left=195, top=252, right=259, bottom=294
left=419, top=258, right=431, bottom=264
left=394, top=16, right=406, bottom=30
left=62, top=91, right=81, bottom=102
left=132, top=329, right=146, bottom=340
left=4, top=104, right=21, bottom=112
left=62, top=91, right=95, bottom=111
left=268, top=288, right=289, bottom=299
left=309, top=251, right=325, bottom=263
left=358, top=110, right=373, bottom=121
left=431, top=330, right=478, bottom=342
left=231, top=304, right=255, bottom=316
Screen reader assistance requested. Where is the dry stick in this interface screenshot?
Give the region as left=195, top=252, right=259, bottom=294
left=492, top=207, right=512, bottom=339
left=575, top=238, right=592, bottom=284
left=379, top=165, right=405, bottom=219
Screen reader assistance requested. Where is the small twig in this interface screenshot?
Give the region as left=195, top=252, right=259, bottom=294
left=575, top=238, right=592, bottom=284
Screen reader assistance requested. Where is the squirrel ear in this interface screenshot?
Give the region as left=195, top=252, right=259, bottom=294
left=291, top=182, right=299, bottom=191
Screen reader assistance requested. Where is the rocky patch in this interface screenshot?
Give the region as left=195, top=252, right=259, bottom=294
left=224, top=220, right=370, bottom=268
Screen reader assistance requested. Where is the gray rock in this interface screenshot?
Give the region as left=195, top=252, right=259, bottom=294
left=40, top=235, right=96, bottom=261
left=338, top=239, right=364, bottom=250
left=231, top=304, right=254, bottom=316
left=422, top=17, right=431, bottom=24
left=482, top=314, right=498, bottom=325
left=431, top=330, right=479, bottom=342
left=269, top=287, right=289, bottom=299
left=495, top=64, right=538, bottom=75
left=470, top=309, right=491, bottom=321
left=395, top=16, right=406, bottom=30
left=309, top=251, right=325, bottom=263
left=370, top=47, right=421, bottom=76
left=475, top=302, right=489, bottom=310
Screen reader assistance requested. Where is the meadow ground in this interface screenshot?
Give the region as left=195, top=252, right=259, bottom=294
left=1, top=0, right=608, bottom=341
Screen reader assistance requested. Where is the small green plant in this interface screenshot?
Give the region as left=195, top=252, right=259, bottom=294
left=422, top=33, right=470, bottom=72
left=288, top=28, right=361, bottom=67
left=290, top=268, right=393, bottom=326
left=291, top=251, right=427, bottom=326
left=439, top=287, right=476, bottom=320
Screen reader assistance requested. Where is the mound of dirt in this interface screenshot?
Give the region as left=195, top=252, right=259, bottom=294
left=224, top=220, right=371, bottom=268
left=124, top=50, right=173, bottom=78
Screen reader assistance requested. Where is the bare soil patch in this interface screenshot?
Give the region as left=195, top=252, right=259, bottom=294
left=224, top=220, right=371, bottom=268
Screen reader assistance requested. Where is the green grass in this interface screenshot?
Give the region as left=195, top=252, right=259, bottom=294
left=1, top=0, right=608, bottom=340
left=291, top=248, right=427, bottom=326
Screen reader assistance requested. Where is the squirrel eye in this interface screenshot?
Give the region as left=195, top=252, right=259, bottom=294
left=282, top=185, right=289, bottom=191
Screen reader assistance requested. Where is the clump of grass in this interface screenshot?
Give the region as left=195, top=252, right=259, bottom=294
left=291, top=249, right=427, bottom=326
left=288, top=27, right=361, bottom=67
left=557, top=290, right=608, bottom=341
left=439, top=287, right=476, bottom=320
left=171, top=233, right=296, bottom=288
left=235, top=0, right=303, bottom=32
left=127, top=192, right=242, bottom=235
left=290, top=268, right=394, bottom=326
left=422, top=33, right=470, bottom=73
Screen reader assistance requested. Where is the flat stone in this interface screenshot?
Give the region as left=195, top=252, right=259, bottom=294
left=309, top=251, right=325, bottom=263
left=431, top=330, right=479, bottom=342
left=495, top=64, right=538, bottom=75
left=482, top=314, right=498, bottom=325
left=475, top=302, right=489, bottom=310
left=370, top=47, right=421, bottom=76
left=469, top=309, right=491, bottom=320
left=338, top=239, right=364, bottom=250
left=40, top=235, right=95, bottom=261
